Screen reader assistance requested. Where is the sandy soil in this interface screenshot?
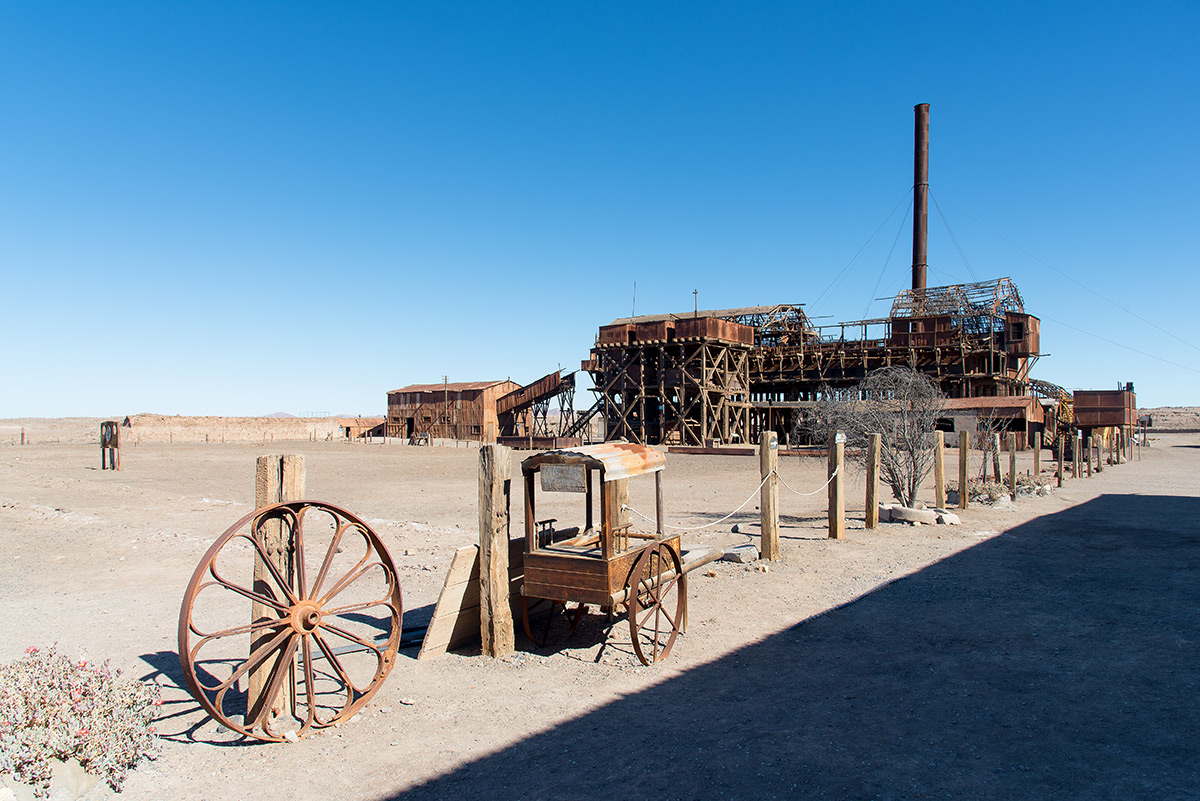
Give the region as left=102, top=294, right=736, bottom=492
left=0, top=427, right=1196, bottom=799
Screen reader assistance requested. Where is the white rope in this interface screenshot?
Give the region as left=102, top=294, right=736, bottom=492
left=774, top=465, right=840, bottom=497
left=623, top=472, right=773, bottom=532
left=622, top=465, right=841, bottom=532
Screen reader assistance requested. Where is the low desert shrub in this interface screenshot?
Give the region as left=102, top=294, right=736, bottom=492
left=0, top=645, right=160, bottom=796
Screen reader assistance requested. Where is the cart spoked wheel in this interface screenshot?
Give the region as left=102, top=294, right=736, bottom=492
left=521, top=596, right=586, bottom=647
left=627, top=542, right=686, bottom=665
left=178, top=501, right=402, bottom=742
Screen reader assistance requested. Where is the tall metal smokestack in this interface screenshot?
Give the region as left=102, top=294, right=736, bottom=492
left=912, top=102, right=929, bottom=290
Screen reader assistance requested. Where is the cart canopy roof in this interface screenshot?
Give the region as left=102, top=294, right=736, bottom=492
left=522, top=442, right=665, bottom=482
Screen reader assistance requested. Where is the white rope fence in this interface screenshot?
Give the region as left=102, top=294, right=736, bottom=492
left=776, top=465, right=839, bottom=497
left=622, top=465, right=840, bottom=532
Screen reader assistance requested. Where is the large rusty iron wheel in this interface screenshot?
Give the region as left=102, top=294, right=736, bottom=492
left=178, top=501, right=402, bottom=742
left=627, top=542, right=686, bottom=665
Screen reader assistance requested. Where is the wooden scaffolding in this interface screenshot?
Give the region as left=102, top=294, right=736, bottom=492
left=587, top=316, right=753, bottom=446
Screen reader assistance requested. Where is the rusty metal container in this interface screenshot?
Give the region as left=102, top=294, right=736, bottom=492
left=1073, top=389, right=1136, bottom=428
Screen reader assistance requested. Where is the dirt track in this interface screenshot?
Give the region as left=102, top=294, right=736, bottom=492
left=0, top=430, right=1196, bottom=799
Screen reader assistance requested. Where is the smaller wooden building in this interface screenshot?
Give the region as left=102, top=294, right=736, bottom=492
left=386, top=380, right=522, bottom=442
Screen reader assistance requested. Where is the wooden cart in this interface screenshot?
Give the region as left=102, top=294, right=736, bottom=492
left=520, top=443, right=686, bottom=664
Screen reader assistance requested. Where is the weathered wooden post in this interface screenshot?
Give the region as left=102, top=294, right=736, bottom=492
left=20, top=427, right=25, bottom=446
left=1085, top=432, right=1093, bottom=477
left=991, top=433, right=1002, bottom=483
left=865, top=432, right=881, bottom=528
left=1007, top=432, right=1017, bottom=498
left=759, top=431, right=780, bottom=560
left=958, top=430, right=969, bottom=510
left=479, top=444, right=514, bottom=657
left=1072, top=430, right=1081, bottom=478
left=828, top=431, right=845, bottom=539
left=1033, top=429, right=1041, bottom=475
left=933, top=431, right=945, bottom=509
left=1057, top=437, right=1064, bottom=487
left=248, top=454, right=305, bottom=723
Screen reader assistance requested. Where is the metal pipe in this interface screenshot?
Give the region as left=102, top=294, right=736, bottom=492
left=912, top=103, right=930, bottom=290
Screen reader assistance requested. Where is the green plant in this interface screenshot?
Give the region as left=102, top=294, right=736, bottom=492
left=0, top=646, right=160, bottom=797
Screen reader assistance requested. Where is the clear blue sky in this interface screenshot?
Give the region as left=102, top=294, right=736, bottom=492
left=2, top=1, right=1196, bottom=416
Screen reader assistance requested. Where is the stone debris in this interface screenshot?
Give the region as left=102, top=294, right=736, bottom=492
left=720, top=544, right=759, bottom=564
left=880, top=503, right=960, bottom=525
left=889, top=505, right=939, bottom=525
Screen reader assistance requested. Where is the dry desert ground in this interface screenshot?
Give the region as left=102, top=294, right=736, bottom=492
left=1, top=417, right=1197, bottom=800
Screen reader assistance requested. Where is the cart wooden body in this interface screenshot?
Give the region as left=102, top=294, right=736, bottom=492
left=520, top=443, right=685, bottom=663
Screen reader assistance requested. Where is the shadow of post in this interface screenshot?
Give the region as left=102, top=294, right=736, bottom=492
left=386, top=494, right=1200, bottom=800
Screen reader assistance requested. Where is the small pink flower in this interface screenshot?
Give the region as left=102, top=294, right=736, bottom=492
left=25, top=646, right=38, bottom=653
left=77, top=728, right=90, bottom=737
left=148, top=726, right=157, bottom=733
left=153, top=699, right=162, bottom=706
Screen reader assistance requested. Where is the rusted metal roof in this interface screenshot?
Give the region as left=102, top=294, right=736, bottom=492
left=608, top=304, right=804, bottom=326
left=522, top=442, right=665, bottom=482
left=388, top=381, right=510, bottom=394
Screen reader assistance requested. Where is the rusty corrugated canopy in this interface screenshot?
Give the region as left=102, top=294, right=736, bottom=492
left=388, top=380, right=510, bottom=394
left=522, top=442, right=665, bottom=482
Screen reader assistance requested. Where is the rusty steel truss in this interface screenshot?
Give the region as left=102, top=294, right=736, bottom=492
left=586, top=279, right=1041, bottom=446
left=586, top=317, right=753, bottom=446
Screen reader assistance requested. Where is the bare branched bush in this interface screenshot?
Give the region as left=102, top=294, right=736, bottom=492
left=972, top=408, right=1007, bottom=482
left=802, top=367, right=944, bottom=507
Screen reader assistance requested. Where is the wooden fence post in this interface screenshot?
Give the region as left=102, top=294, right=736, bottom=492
left=991, top=433, right=1002, bottom=483
left=759, top=431, right=780, bottom=560
left=828, top=431, right=845, bottom=539
left=1033, top=429, right=1041, bottom=476
left=479, top=444, right=514, bottom=657
left=933, top=431, right=945, bottom=509
left=958, top=431, right=969, bottom=510
left=1057, top=437, right=1064, bottom=487
left=248, top=454, right=305, bottom=723
left=1007, top=432, right=1017, bottom=498
left=865, top=432, right=881, bottom=529
left=1086, top=432, right=1092, bottom=477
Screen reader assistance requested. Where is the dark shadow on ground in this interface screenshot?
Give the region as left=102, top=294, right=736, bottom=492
left=385, top=494, right=1200, bottom=800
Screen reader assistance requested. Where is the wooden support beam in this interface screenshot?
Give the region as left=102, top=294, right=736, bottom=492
left=759, top=431, right=779, bottom=560
left=933, top=431, right=945, bottom=510
left=248, top=454, right=304, bottom=724
left=828, top=431, right=845, bottom=539
left=865, top=432, right=881, bottom=529
left=478, top=444, right=514, bottom=657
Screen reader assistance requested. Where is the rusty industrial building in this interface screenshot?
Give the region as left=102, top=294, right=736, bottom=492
left=386, top=381, right=521, bottom=441
left=584, top=277, right=1048, bottom=446
left=386, top=374, right=585, bottom=447
left=576, top=104, right=1131, bottom=449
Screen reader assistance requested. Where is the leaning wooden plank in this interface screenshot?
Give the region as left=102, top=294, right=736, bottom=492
left=418, top=542, right=528, bottom=660
left=417, top=545, right=480, bottom=661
